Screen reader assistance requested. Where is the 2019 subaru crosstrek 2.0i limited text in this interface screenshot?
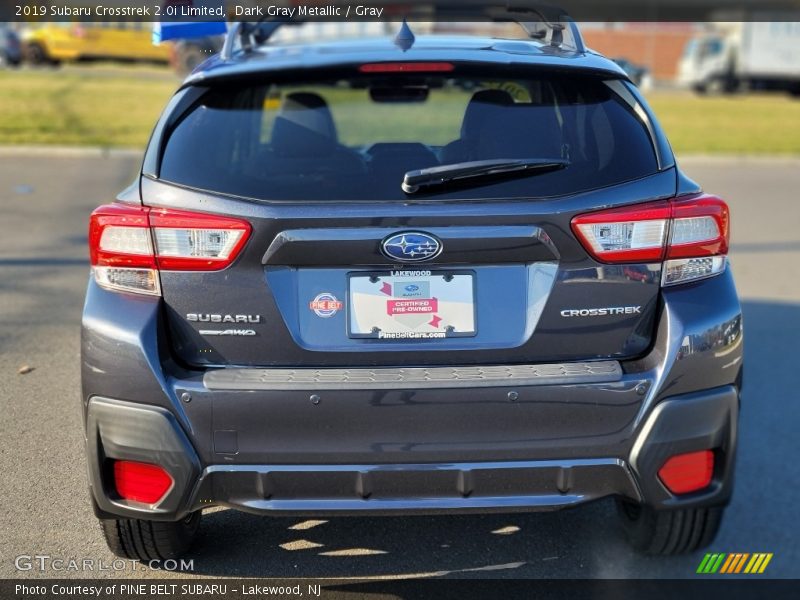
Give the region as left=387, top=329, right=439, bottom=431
left=81, top=20, right=742, bottom=560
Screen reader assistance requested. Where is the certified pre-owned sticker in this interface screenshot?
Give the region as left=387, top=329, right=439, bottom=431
left=309, top=293, right=343, bottom=318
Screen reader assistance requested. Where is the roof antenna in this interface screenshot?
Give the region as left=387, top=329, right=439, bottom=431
left=394, top=18, right=415, bottom=52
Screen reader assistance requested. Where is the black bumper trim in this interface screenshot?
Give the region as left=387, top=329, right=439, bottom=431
left=86, top=397, right=201, bottom=521
left=630, top=385, right=739, bottom=509
left=188, top=458, right=642, bottom=516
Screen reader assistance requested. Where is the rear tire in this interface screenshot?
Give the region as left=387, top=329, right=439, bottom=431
left=722, top=76, right=740, bottom=95
left=24, top=43, right=49, bottom=66
left=617, top=500, right=724, bottom=555
left=100, top=511, right=201, bottom=561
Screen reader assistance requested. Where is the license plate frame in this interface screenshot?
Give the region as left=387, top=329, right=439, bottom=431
left=348, top=269, right=477, bottom=340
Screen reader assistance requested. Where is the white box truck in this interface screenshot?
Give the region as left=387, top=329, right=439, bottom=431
left=678, top=20, right=800, bottom=96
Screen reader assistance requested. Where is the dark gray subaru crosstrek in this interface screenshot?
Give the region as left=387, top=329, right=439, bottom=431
left=82, top=17, right=742, bottom=560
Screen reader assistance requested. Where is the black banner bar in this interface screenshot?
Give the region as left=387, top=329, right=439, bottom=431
left=2, top=0, right=800, bottom=23
left=4, top=579, right=800, bottom=600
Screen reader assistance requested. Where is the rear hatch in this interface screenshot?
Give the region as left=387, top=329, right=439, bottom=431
left=145, top=63, right=674, bottom=368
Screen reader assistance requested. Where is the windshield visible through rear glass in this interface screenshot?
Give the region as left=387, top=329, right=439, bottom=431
left=159, top=72, right=659, bottom=201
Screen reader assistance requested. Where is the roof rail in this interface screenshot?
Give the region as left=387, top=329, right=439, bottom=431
left=522, top=16, right=586, bottom=53
left=221, top=3, right=586, bottom=61
left=220, top=22, right=242, bottom=61
left=221, top=20, right=305, bottom=61
left=490, top=4, right=586, bottom=52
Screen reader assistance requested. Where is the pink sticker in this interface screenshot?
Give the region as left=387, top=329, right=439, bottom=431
left=387, top=298, right=439, bottom=315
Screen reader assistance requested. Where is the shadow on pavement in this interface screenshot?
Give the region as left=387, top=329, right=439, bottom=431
left=186, top=501, right=627, bottom=579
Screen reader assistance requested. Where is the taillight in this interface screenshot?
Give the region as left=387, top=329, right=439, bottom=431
left=113, top=460, right=173, bottom=504
left=657, top=450, right=714, bottom=495
left=89, top=203, right=251, bottom=295
left=149, top=208, right=251, bottom=271
left=662, top=195, right=729, bottom=286
left=571, top=194, right=730, bottom=286
left=571, top=201, right=671, bottom=263
left=89, top=204, right=159, bottom=295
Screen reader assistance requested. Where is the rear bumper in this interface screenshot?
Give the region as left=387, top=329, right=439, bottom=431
left=86, top=384, right=737, bottom=520
left=82, top=268, right=742, bottom=521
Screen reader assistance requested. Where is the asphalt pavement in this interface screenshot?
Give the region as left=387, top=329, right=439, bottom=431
left=1, top=153, right=798, bottom=580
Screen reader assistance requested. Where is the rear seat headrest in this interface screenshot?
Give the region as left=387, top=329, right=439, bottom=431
left=271, top=92, right=338, bottom=157
left=461, top=89, right=514, bottom=139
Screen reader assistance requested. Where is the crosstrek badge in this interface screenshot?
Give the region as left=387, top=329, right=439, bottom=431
left=309, top=293, right=343, bottom=318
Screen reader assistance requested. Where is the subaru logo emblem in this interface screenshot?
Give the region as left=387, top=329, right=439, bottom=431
left=381, top=232, right=442, bottom=262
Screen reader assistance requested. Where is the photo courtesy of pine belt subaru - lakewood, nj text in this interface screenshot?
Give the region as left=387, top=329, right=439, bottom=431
left=81, top=12, right=742, bottom=561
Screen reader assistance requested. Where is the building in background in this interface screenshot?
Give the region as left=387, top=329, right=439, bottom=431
left=432, top=21, right=697, bottom=84
left=581, top=22, right=698, bottom=83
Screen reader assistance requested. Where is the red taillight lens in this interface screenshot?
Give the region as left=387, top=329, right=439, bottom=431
left=657, top=450, right=714, bottom=495
left=89, top=204, right=154, bottom=268
left=358, top=62, right=455, bottom=73
left=113, top=460, right=173, bottom=504
left=571, top=194, right=730, bottom=286
left=89, top=204, right=251, bottom=294
left=667, top=195, right=729, bottom=259
left=571, top=200, right=671, bottom=263
left=149, top=208, right=251, bottom=271
left=89, top=204, right=159, bottom=295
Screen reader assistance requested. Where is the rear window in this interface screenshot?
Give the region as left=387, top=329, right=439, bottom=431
left=159, top=71, right=659, bottom=201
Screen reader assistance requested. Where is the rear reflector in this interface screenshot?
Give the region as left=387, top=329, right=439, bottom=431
left=113, top=460, right=173, bottom=504
left=571, top=194, right=730, bottom=286
left=657, top=450, right=714, bottom=495
left=359, top=62, right=455, bottom=73
left=89, top=204, right=251, bottom=294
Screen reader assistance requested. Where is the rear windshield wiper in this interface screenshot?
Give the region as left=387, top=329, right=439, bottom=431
left=402, top=158, right=569, bottom=195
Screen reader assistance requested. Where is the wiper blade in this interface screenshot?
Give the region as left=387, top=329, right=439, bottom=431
left=402, top=158, right=569, bottom=195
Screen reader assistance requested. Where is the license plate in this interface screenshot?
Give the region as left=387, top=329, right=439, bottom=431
left=348, top=270, right=476, bottom=339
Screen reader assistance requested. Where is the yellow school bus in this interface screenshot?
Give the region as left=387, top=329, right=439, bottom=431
left=21, top=22, right=171, bottom=65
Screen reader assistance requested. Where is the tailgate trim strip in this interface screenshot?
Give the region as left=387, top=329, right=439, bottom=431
left=203, top=361, right=622, bottom=390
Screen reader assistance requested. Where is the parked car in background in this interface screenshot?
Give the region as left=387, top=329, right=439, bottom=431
left=0, top=23, right=22, bottom=67
left=21, top=22, right=171, bottom=66
left=170, top=36, right=223, bottom=76
left=611, top=57, right=652, bottom=90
